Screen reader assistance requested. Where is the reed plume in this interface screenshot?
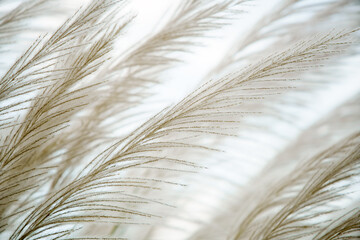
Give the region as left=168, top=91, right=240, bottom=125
left=0, top=0, right=359, bottom=239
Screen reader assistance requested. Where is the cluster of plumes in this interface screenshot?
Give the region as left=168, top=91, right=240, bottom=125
left=0, top=0, right=359, bottom=239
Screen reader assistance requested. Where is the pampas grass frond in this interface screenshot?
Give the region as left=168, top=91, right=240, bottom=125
left=229, top=132, right=360, bottom=240
left=0, top=0, right=359, bottom=239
